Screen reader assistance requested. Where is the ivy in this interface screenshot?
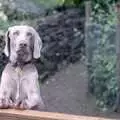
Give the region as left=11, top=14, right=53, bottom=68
left=88, top=1, right=118, bottom=110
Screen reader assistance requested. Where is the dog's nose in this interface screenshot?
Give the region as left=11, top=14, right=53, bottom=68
left=19, top=43, right=27, bottom=48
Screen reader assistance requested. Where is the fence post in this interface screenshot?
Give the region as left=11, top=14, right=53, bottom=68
left=114, top=2, right=120, bottom=112
left=85, top=1, right=92, bottom=93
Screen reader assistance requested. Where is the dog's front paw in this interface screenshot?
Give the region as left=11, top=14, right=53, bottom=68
left=14, top=99, right=28, bottom=110
left=14, top=99, right=21, bottom=109
left=0, top=98, right=13, bottom=109
left=19, top=100, right=29, bottom=110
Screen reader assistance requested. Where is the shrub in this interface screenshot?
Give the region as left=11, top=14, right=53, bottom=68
left=87, top=2, right=118, bottom=110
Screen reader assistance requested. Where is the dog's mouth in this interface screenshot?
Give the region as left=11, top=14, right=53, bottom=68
left=17, top=49, right=25, bottom=55
left=15, top=48, right=32, bottom=64
left=16, top=49, right=28, bottom=60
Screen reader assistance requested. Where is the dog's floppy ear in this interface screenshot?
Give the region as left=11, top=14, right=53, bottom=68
left=4, top=28, right=11, bottom=57
left=33, top=29, right=42, bottom=59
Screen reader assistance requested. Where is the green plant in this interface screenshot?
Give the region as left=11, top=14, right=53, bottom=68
left=88, top=2, right=118, bottom=110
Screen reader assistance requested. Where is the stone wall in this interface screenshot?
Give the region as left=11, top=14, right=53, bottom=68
left=36, top=8, right=85, bottom=82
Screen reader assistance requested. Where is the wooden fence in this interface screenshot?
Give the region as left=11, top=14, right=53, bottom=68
left=0, top=109, right=116, bottom=120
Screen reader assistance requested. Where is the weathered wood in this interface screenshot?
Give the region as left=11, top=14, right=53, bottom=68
left=85, top=1, right=92, bottom=64
left=0, top=109, right=116, bottom=120
left=84, top=1, right=92, bottom=93
left=114, top=2, right=120, bottom=112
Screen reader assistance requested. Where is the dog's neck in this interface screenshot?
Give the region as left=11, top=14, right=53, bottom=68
left=9, top=60, right=33, bottom=69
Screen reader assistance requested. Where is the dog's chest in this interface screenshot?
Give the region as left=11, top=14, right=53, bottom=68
left=12, top=67, right=27, bottom=101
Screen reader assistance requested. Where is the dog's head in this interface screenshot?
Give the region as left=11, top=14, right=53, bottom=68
left=4, top=25, right=42, bottom=64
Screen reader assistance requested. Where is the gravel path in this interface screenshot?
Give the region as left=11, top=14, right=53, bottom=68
left=41, top=62, right=95, bottom=114
left=41, top=61, right=120, bottom=119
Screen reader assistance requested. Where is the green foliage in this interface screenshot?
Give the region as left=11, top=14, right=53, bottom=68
left=88, top=1, right=118, bottom=110
left=62, top=0, right=84, bottom=7
left=31, top=0, right=64, bottom=8
left=61, top=0, right=118, bottom=9
left=92, top=0, right=118, bottom=13
left=0, top=2, right=38, bottom=32
left=32, top=0, right=83, bottom=8
left=91, top=39, right=117, bottom=109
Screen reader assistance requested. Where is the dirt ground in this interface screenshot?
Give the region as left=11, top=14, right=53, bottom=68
left=41, top=61, right=120, bottom=119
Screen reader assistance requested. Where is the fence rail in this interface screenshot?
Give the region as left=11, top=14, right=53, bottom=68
left=0, top=109, right=116, bottom=120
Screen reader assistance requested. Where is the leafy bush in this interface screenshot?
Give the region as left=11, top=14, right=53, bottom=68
left=88, top=2, right=118, bottom=110
left=0, top=1, right=39, bottom=32
left=62, top=0, right=118, bottom=9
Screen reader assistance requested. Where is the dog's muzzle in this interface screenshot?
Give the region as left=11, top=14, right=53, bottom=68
left=16, top=47, right=28, bottom=60
left=16, top=43, right=27, bottom=55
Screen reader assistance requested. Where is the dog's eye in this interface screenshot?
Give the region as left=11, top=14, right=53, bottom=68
left=13, top=30, right=20, bottom=36
left=26, top=32, right=32, bottom=37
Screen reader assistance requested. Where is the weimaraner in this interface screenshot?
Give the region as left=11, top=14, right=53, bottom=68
left=0, top=25, right=45, bottom=110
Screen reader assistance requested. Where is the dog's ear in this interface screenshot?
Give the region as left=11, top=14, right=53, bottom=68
left=33, top=29, right=42, bottom=59
left=4, top=29, right=10, bottom=57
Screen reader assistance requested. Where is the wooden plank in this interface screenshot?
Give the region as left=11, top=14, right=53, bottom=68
left=85, top=1, right=92, bottom=65
left=84, top=1, right=92, bottom=93
left=114, top=2, right=120, bottom=112
left=0, top=109, right=116, bottom=120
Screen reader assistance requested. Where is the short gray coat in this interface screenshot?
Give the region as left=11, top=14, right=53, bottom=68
left=0, top=25, right=45, bottom=110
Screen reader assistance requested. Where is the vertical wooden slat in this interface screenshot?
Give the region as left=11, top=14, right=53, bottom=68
left=85, top=1, right=92, bottom=64
left=114, top=2, right=120, bottom=112
left=84, top=1, right=92, bottom=92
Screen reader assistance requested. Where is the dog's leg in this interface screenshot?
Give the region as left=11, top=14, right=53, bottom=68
left=0, top=70, right=13, bottom=108
left=20, top=72, right=45, bottom=110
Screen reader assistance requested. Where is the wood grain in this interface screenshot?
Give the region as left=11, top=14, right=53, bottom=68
left=114, top=2, right=120, bottom=112
left=0, top=109, right=116, bottom=120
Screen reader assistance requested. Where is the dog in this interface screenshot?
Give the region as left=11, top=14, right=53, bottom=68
left=0, top=25, right=45, bottom=110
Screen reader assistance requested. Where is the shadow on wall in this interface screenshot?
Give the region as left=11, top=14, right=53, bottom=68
left=36, top=8, right=85, bottom=83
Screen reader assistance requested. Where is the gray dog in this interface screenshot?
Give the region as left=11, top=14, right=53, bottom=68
left=0, top=25, right=45, bottom=110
